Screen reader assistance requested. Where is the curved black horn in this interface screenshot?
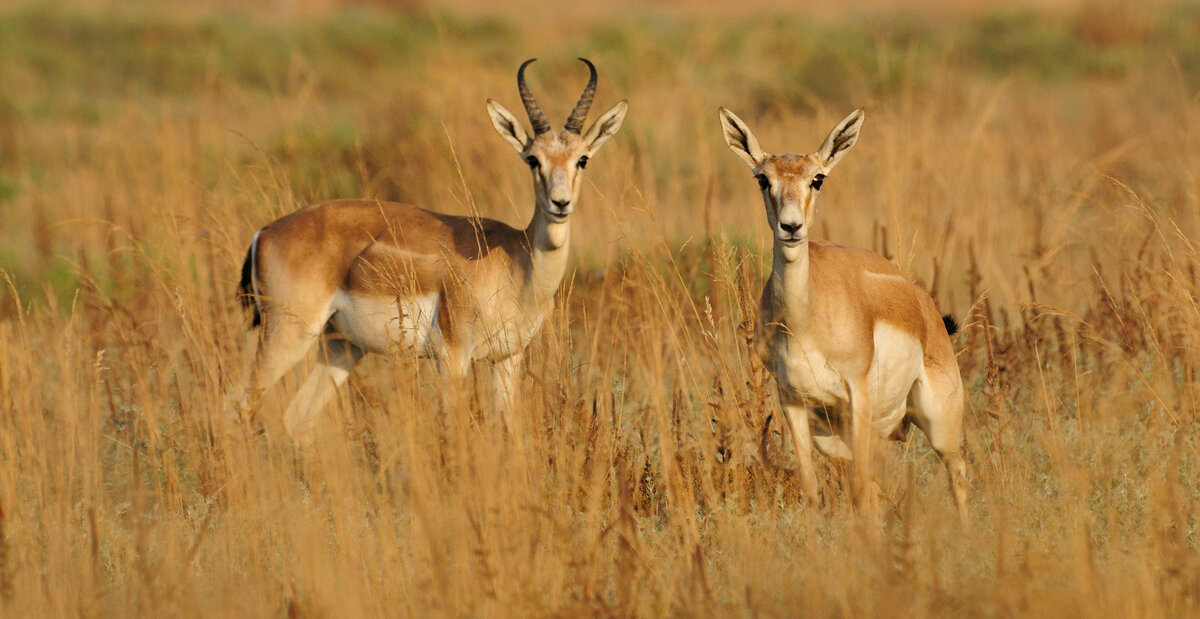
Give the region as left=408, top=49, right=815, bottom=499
left=563, top=58, right=598, bottom=134
left=517, top=58, right=552, bottom=136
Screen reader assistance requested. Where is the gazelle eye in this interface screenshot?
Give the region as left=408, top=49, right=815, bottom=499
left=810, top=174, right=825, bottom=190
left=577, top=156, right=589, bottom=169
left=525, top=155, right=540, bottom=169
left=756, top=174, right=770, bottom=190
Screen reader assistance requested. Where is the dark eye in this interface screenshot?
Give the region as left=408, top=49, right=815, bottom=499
left=756, top=174, right=770, bottom=191
left=810, top=174, right=825, bottom=190
left=577, top=156, right=589, bottom=169
left=525, top=155, right=540, bottom=169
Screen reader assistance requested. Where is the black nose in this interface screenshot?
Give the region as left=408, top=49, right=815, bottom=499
left=551, top=199, right=570, bottom=209
left=780, top=222, right=803, bottom=235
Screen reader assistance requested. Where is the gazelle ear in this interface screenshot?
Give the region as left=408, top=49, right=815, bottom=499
left=582, top=100, right=628, bottom=155
left=817, top=109, right=864, bottom=170
left=487, top=99, right=530, bottom=154
left=718, top=107, right=766, bottom=170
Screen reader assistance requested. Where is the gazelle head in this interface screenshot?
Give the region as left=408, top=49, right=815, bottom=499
left=487, top=58, right=628, bottom=225
left=719, top=107, right=865, bottom=261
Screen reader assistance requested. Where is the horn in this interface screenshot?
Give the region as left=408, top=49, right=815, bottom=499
left=517, top=58, right=552, bottom=136
left=563, top=58, right=597, bottom=134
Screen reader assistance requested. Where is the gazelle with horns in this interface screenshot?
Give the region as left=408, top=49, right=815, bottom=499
left=231, top=59, right=628, bottom=443
left=718, top=107, right=968, bottom=520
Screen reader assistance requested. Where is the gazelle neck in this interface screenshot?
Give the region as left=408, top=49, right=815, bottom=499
left=524, top=204, right=571, bottom=302
left=772, top=240, right=811, bottom=318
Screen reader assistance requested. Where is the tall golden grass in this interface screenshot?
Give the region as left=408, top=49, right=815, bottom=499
left=0, top=0, right=1198, bottom=615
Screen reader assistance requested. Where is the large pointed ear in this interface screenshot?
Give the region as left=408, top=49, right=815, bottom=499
left=718, top=107, right=766, bottom=170
left=487, top=99, right=529, bottom=154
left=817, top=109, right=864, bottom=170
left=582, top=100, right=628, bottom=155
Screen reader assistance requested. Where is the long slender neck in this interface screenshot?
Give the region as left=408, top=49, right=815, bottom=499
left=771, top=240, right=811, bottom=322
left=523, top=204, right=571, bottom=303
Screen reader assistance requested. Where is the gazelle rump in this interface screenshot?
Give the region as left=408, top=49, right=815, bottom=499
left=230, top=59, right=628, bottom=444
left=718, top=107, right=968, bottom=520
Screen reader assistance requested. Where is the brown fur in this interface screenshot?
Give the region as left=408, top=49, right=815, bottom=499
left=229, top=62, right=629, bottom=445
left=250, top=199, right=530, bottom=353
left=720, top=106, right=968, bottom=520
left=760, top=153, right=821, bottom=178
left=257, top=199, right=528, bottom=296
left=758, top=241, right=933, bottom=356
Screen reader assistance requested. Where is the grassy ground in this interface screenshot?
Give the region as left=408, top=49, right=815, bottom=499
left=1, top=0, right=1199, bottom=615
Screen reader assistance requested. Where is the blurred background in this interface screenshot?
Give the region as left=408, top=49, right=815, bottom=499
left=2, top=0, right=1195, bottom=313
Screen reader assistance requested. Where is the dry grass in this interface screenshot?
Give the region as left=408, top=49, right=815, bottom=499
left=1, top=0, right=1199, bottom=616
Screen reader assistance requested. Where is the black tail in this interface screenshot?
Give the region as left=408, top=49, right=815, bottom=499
left=238, top=241, right=261, bottom=327
left=941, top=314, right=959, bottom=336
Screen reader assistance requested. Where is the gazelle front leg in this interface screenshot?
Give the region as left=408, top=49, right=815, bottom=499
left=847, top=378, right=878, bottom=516
left=433, top=347, right=474, bottom=413
left=489, top=353, right=523, bottom=433
left=779, top=393, right=821, bottom=507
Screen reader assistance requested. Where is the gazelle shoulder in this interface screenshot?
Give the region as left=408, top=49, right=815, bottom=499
left=809, top=240, right=933, bottom=339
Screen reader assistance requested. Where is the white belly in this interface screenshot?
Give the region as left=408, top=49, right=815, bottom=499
left=327, top=291, right=441, bottom=355
left=774, top=322, right=923, bottom=431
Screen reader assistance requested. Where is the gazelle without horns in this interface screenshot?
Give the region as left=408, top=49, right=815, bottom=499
left=231, top=59, right=628, bottom=443
left=718, top=107, right=968, bottom=520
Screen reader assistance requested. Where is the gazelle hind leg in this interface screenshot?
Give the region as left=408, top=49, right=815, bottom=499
left=233, top=309, right=327, bottom=428
left=283, top=334, right=365, bottom=445
left=909, top=366, right=969, bottom=521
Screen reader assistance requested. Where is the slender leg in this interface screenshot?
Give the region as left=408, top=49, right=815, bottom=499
left=433, top=348, right=473, bottom=412
left=488, top=353, right=523, bottom=432
left=811, top=419, right=853, bottom=506
left=228, top=313, right=324, bottom=429
left=812, top=430, right=853, bottom=461
left=780, top=393, right=820, bottom=507
left=225, top=329, right=268, bottom=425
left=940, top=449, right=969, bottom=523
left=909, top=366, right=969, bottom=522
left=847, top=379, right=878, bottom=516
left=283, top=336, right=365, bottom=445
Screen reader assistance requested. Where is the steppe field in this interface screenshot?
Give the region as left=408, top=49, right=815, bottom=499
left=1, top=0, right=1199, bottom=615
